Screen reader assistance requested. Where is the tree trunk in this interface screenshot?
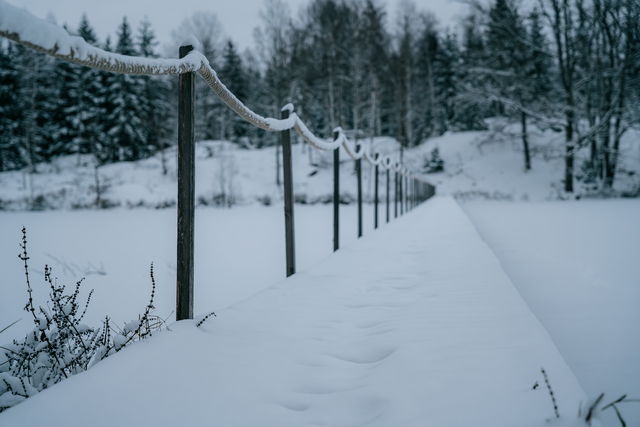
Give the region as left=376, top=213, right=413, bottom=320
left=564, top=108, right=574, bottom=193
left=275, top=139, right=281, bottom=187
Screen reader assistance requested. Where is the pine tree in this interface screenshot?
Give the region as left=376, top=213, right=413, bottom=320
left=106, top=17, right=147, bottom=161
left=458, top=14, right=487, bottom=129
left=360, top=0, right=389, bottom=138
left=415, top=15, right=439, bottom=140
left=65, top=15, right=104, bottom=158
left=95, top=36, right=117, bottom=163
left=220, top=40, right=249, bottom=140
left=485, top=0, right=532, bottom=168
left=137, top=18, right=172, bottom=167
left=432, top=31, right=461, bottom=133
left=15, top=43, right=59, bottom=166
left=0, top=42, right=22, bottom=171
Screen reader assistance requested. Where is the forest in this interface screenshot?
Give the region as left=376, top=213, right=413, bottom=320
left=0, top=0, right=638, bottom=192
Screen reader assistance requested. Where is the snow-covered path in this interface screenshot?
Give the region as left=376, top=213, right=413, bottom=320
left=1, top=198, right=584, bottom=426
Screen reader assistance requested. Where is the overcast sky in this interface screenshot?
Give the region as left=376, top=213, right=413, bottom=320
left=9, top=0, right=469, bottom=53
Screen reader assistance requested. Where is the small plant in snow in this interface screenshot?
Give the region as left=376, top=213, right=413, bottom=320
left=0, top=228, right=163, bottom=412
left=423, top=147, right=444, bottom=173
left=533, top=368, right=638, bottom=426
left=540, top=367, right=560, bottom=419
left=195, top=311, right=217, bottom=328
left=580, top=393, right=639, bottom=426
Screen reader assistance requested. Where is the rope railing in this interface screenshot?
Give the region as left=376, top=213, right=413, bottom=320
left=0, top=0, right=436, bottom=321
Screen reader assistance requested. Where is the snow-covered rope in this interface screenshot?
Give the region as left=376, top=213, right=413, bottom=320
left=341, top=138, right=365, bottom=161
left=0, top=0, right=425, bottom=178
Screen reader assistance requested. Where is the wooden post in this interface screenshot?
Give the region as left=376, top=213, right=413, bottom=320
left=404, top=175, right=408, bottom=212
left=400, top=170, right=404, bottom=216
left=333, top=131, right=340, bottom=252
left=176, top=45, right=195, bottom=321
left=385, top=169, right=390, bottom=223
left=394, top=170, right=398, bottom=218
left=374, top=161, right=379, bottom=229
left=356, top=156, right=363, bottom=238
left=281, top=108, right=296, bottom=276
left=412, top=178, right=415, bottom=209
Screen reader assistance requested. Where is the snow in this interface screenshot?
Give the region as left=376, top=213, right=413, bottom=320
left=0, top=0, right=205, bottom=72
left=463, top=200, right=640, bottom=426
left=3, top=124, right=637, bottom=211
left=409, top=125, right=640, bottom=201
left=0, top=204, right=378, bottom=338
left=0, top=198, right=586, bottom=426
left=0, top=139, right=403, bottom=211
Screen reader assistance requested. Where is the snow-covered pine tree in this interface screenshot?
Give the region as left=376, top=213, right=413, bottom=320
left=220, top=40, right=249, bottom=141
left=359, top=0, right=388, bottom=139
left=137, top=18, right=172, bottom=171
left=15, top=43, right=59, bottom=167
left=95, top=36, right=117, bottom=163
left=458, top=13, right=488, bottom=130
left=66, top=15, right=104, bottom=159
left=393, top=2, right=419, bottom=148
left=432, top=31, right=461, bottom=133
left=0, top=42, right=22, bottom=171
left=106, top=17, right=147, bottom=161
left=415, top=14, right=439, bottom=140
left=485, top=0, right=532, bottom=169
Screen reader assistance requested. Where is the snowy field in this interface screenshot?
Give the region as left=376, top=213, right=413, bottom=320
left=464, top=200, right=640, bottom=426
left=0, top=198, right=586, bottom=427
left=0, top=204, right=377, bottom=338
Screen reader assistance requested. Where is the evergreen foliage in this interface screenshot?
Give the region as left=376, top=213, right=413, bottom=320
left=0, top=0, right=638, bottom=191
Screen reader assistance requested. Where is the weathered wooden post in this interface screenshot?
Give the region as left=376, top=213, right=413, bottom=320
left=356, top=152, right=363, bottom=238
left=333, top=130, right=340, bottom=252
left=385, top=168, right=390, bottom=223
left=176, top=45, right=195, bottom=321
left=400, top=169, right=404, bottom=216
left=404, top=174, right=408, bottom=212
left=412, top=178, right=416, bottom=209
left=374, top=157, right=379, bottom=229
left=281, top=107, right=295, bottom=276
left=394, top=169, right=398, bottom=219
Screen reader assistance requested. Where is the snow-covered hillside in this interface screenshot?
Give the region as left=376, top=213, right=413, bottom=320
left=0, top=138, right=400, bottom=211
left=1, top=127, right=638, bottom=211
left=407, top=124, right=640, bottom=201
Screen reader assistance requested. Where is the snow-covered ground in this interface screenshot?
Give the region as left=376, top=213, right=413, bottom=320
left=0, top=138, right=400, bottom=211
left=464, top=200, right=640, bottom=426
left=1, top=126, right=638, bottom=212
left=0, top=204, right=379, bottom=338
left=0, top=198, right=586, bottom=427
left=411, top=125, right=640, bottom=201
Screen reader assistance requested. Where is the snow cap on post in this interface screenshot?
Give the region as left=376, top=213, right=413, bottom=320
left=178, top=35, right=201, bottom=52
left=281, top=103, right=295, bottom=114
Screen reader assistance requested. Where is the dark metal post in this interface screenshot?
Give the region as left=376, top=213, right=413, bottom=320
left=176, top=45, right=195, bottom=321
left=385, top=169, right=390, bottom=223
left=281, top=108, right=296, bottom=276
left=374, top=161, right=379, bottom=229
left=333, top=131, right=340, bottom=252
left=356, top=156, right=363, bottom=238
